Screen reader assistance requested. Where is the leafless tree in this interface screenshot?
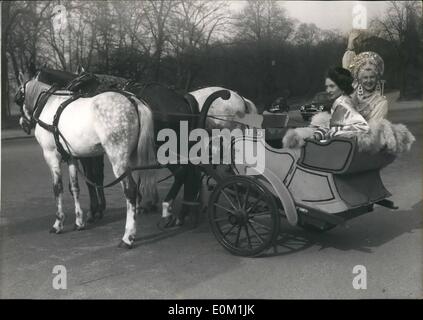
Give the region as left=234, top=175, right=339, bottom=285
left=2, top=1, right=54, bottom=120
left=234, top=0, right=295, bottom=43
left=295, top=23, right=321, bottom=47
left=370, top=1, right=422, bottom=99
left=167, top=0, right=230, bottom=89
left=140, top=0, right=174, bottom=80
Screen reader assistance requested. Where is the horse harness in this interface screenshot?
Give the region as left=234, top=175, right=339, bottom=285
left=23, top=75, right=248, bottom=189
left=30, top=82, right=140, bottom=162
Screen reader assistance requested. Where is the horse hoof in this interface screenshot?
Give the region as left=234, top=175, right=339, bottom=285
left=49, top=227, right=62, bottom=234
left=86, top=216, right=95, bottom=224
left=175, top=217, right=185, bottom=227
left=118, top=240, right=133, bottom=249
left=163, top=216, right=177, bottom=228
left=73, top=224, right=85, bottom=231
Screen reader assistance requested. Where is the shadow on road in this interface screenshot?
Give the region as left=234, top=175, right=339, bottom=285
left=1, top=205, right=126, bottom=237
left=2, top=196, right=421, bottom=258
left=259, top=200, right=422, bottom=258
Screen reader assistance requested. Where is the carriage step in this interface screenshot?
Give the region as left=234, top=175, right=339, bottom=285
left=376, top=199, right=398, bottom=209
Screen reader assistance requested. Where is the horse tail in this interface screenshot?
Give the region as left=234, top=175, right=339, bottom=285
left=131, top=98, right=157, bottom=197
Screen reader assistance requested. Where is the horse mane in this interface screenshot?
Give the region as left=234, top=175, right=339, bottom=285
left=37, top=68, right=78, bottom=87
left=94, top=73, right=128, bottom=85
left=124, top=81, right=180, bottom=95
left=24, top=79, right=52, bottom=112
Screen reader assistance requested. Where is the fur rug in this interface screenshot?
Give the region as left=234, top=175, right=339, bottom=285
left=283, top=112, right=415, bottom=155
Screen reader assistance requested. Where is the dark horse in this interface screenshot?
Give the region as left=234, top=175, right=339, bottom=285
left=122, top=81, right=204, bottom=225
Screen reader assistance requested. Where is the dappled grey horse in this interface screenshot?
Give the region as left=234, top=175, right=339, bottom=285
left=17, top=71, right=157, bottom=248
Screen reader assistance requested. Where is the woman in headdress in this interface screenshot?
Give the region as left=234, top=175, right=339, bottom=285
left=348, top=51, right=388, bottom=122
left=342, top=31, right=388, bottom=122
left=283, top=34, right=414, bottom=154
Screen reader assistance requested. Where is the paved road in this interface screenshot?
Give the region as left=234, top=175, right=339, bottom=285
left=1, top=106, right=422, bottom=299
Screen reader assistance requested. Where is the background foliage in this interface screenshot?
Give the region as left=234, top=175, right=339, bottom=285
left=2, top=0, right=422, bottom=122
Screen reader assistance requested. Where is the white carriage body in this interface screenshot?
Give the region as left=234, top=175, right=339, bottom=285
left=230, top=115, right=395, bottom=227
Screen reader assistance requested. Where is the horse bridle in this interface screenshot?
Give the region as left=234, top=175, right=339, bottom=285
left=15, top=80, right=35, bottom=134
left=17, top=78, right=63, bottom=135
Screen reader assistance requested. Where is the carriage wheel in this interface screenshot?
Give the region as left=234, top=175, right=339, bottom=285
left=208, top=176, right=280, bottom=257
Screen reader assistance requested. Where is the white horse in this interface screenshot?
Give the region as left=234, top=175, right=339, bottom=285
left=160, top=86, right=259, bottom=221
left=18, top=71, right=156, bottom=248
left=189, top=86, right=257, bottom=129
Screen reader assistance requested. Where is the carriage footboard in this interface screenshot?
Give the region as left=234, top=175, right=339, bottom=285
left=376, top=199, right=398, bottom=209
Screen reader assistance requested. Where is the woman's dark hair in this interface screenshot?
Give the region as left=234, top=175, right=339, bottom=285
left=326, top=66, right=354, bottom=95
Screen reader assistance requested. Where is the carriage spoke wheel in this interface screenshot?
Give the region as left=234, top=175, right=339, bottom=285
left=208, top=176, right=280, bottom=257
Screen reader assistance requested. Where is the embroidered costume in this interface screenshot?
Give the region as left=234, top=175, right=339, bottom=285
left=313, top=95, right=369, bottom=140
left=345, top=51, right=388, bottom=122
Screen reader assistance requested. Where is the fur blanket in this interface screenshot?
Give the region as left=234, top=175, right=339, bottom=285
left=283, top=112, right=415, bottom=155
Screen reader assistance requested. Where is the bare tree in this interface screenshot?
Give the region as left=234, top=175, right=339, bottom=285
left=167, top=0, right=230, bottom=89
left=2, top=1, right=54, bottom=121
left=232, top=0, right=296, bottom=103
left=141, top=0, right=174, bottom=80
left=234, top=0, right=295, bottom=43
left=371, top=1, right=422, bottom=99
left=295, top=23, right=321, bottom=47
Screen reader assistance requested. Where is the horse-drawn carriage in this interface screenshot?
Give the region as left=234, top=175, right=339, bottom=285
left=16, top=68, right=402, bottom=256
left=206, top=125, right=398, bottom=256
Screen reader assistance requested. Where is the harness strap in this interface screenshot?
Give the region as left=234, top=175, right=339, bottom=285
left=54, top=89, right=144, bottom=189
left=240, top=95, right=249, bottom=114
left=32, top=85, right=60, bottom=132
left=53, top=93, right=84, bottom=161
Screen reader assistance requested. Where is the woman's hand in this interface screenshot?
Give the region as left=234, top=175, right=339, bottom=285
left=347, top=29, right=361, bottom=50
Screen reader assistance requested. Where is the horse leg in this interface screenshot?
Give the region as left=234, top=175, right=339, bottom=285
left=68, top=159, right=85, bottom=230
left=135, top=178, right=143, bottom=216
left=180, top=165, right=202, bottom=226
left=143, top=185, right=159, bottom=214
left=79, top=157, right=99, bottom=223
left=86, top=154, right=106, bottom=220
left=119, top=173, right=138, bottom=248
left=161, top=165, right=187, bottom=227
left=43, top=150, right=65, bottom=234
left=93, top=154, right=106, bottom=218
left=105, top=150, right=138, bottom=248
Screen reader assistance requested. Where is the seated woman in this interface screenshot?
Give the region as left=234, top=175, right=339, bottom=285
left=342, top=31, right=388, bottom=122
left=283, top=66, right=414, bottom=155
left=312, top=67, right=369, bottom=140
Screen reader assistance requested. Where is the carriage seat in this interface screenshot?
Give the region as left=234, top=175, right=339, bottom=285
left=297, top=137, right=396, bottom=175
